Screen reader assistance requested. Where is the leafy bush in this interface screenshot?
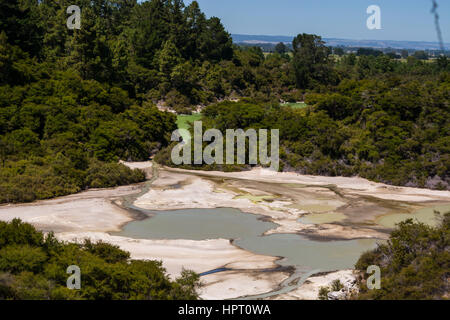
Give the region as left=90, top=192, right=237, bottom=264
left=0, top=219, right=200, bottom=300
left=318, top=286, right=330, bottom=300
left=0, top=245, right=47, bottom=274
left=0, top=158, right=146, bottom=204
left=82, top=239, right=130, bottom=264
left=0, top=218, right=44, bottom=248
left=331, top=279, right=344, bottom=292
left=85, top=161, right=145, bottom=189
left=355, top=213, right=450, bottom=299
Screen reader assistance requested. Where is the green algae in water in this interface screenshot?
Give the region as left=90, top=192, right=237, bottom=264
left=234, top=234, right=378, bottom=271
left=289, top=203, right=339, bottom=213
left=375, top=204, right=450, bottom=228
left=114, top=207, right=378, bottom=272
left=234, top=194, right=274, bottom=203
left=298, top=212, right=347, bottom=224
left=113, top=208, right=277, bottom=240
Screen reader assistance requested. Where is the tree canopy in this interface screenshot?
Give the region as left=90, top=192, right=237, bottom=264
left=355, top=212, right=450, bottom=300
left=1, top=0, right=449, bottom=206
left=0, top=219, right=200, bottom=299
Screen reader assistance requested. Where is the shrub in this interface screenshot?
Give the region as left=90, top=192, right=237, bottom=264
left=0, top=218, right=44, bottom=248
left=331, top=279, right=344, bottom=291
left=0, top=245, right=47, bottom=274
left=318, top=286, right=330, bottom=300
left=82, top=240, right=130, bottom=264
left=355, top=213, right=450, bottom=299
left=0, top=219, right=200, bottom=300
left=85, top=161, right=145, bottom=188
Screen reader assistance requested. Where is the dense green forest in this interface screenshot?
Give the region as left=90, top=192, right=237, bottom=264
left=1, top=0, right=449, bottom=206
left=159, top=67, right=449, bottom=189
left=156, top=36, right=450, bottom=189
left=0, top=0, right=449, bottom=302
left=355, top=212, right=449, bottom=300
left=0, top=219, right=199, bottom=299
left=0, top=0, right=300, bottom=203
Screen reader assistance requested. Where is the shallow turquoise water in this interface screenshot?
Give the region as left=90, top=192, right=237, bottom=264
left=114, top=208, right=276, bottom=240
left=375, top=204, right=450, bottom=228
left=114, top=207, right=378, bottom=271
left=234, top=234, right=377, bottom=270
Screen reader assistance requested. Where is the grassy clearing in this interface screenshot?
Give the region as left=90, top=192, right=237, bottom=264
left=176, top=114, right=202, bottom=141
left=281, top=102, right=308, bottom=109
left=176, top=114, right=202, bottom=130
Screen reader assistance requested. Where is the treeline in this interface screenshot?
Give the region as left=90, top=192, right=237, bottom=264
left=157, top=33, right=449, bottom=189
left=157, top=68, right=449, bottom=189
left=1, top=1, right=197, bottom=203
left=0, top=219, right=199, bottom=299
left=1, top=0, right=289, bottom=111
left=0, top=60, right=176, bottom=202
left=355, top=212, right=449, bottom=299
left=0, top=0, right=304, bottom=203
left=1, top=0, right=449, bottom=204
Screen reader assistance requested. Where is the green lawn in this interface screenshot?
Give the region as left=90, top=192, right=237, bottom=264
left=281, top=102, right=308, bottom=109
left=176, top=113, right=202, bottom=141
left=176, top=113, right=202, bottom=130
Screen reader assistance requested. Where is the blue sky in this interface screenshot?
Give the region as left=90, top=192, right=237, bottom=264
left=184, top=0, right=450, bottom=42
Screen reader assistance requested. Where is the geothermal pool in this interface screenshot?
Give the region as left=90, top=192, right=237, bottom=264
left=375, top=204, right=450, bottom=228
left=113, top=207, right=379, bottom=297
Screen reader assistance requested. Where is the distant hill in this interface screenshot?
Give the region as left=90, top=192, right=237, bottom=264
left=232, top=34, right=294, bottom=44
left=231, top=34, right=450, bottom=51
